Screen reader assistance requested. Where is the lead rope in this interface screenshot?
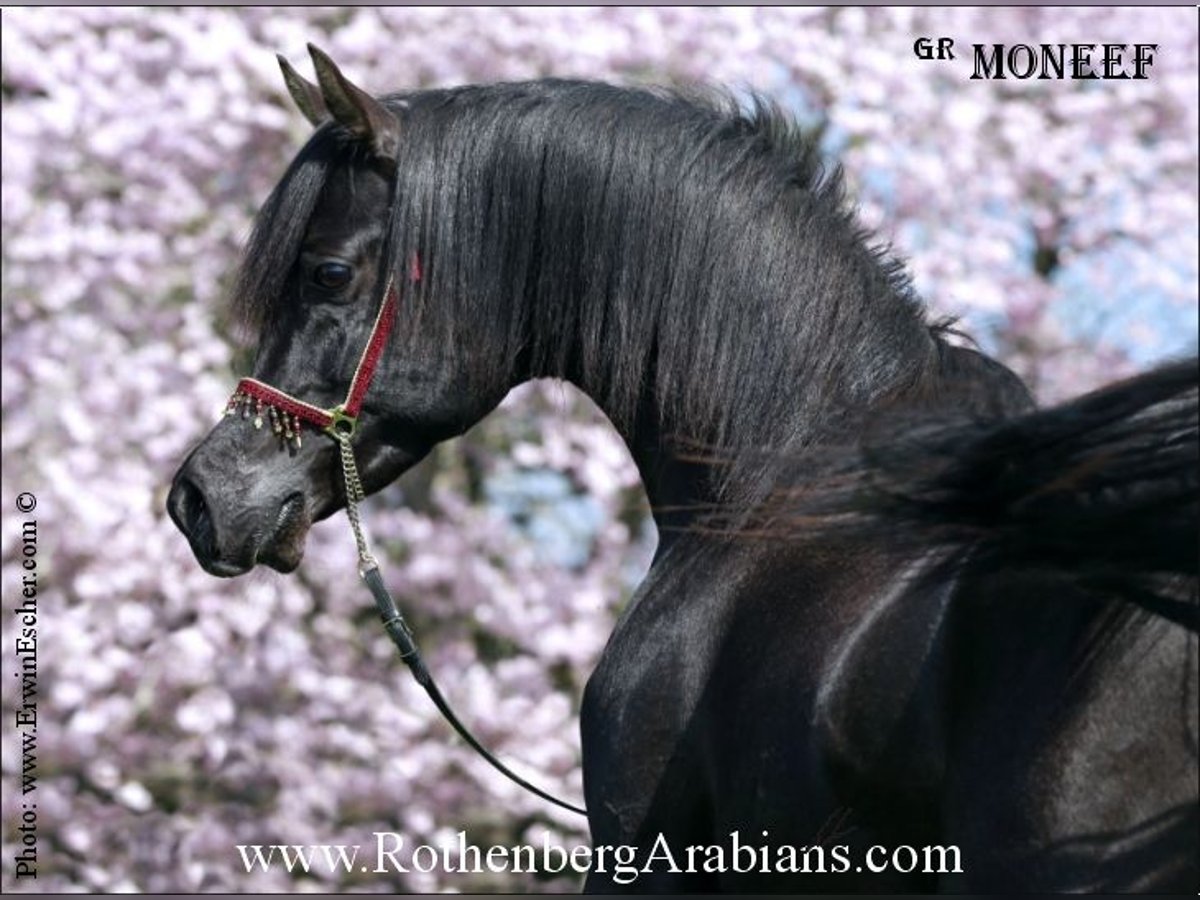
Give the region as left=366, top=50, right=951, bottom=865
left=334, top=431, right=588, bottom=817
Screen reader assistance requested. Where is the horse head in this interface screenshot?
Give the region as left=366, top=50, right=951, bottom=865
left=168, top=46, right=511, bottom=575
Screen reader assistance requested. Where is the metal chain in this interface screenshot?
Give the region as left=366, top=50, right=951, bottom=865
left=335, top=431, right=378, bottom=574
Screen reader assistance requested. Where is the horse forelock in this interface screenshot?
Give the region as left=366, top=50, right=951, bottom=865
left=229, top=124, right=370, bottom=342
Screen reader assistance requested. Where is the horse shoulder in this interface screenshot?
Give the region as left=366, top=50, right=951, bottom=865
left=940, top=571, right=1199, bottom=891
left=580, top=534, right=754, bottom=847
left=810, top=549, right=961, bottom=835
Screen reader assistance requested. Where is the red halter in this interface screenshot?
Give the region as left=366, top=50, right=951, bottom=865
left=225, top=280, right=398, bottom=446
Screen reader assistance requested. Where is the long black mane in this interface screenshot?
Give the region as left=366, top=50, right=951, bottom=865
left=235, top=80, right=992, bottom=500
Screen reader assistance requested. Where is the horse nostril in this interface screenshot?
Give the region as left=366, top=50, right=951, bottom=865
left=169, top=475, right=217, bottom=560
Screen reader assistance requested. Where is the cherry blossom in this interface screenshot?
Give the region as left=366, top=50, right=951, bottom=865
left=2, top=7, right=1194, bottom=891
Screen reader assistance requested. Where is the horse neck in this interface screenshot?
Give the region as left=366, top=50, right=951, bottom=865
left=554, top=321, right=1043, bottom=548
left=549, top=295, right=941, bottom=545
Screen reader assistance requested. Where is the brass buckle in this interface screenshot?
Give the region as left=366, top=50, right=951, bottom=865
left=324, top=405, right=357, bottom=438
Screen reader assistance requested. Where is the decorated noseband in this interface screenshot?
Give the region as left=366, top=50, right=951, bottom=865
left=224, top=280, right=398, bottom=449
left=225, top=391, right=309, bottom=448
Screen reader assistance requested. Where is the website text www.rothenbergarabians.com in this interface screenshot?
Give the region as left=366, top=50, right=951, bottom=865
left=236, top=830, right=962, bottom=885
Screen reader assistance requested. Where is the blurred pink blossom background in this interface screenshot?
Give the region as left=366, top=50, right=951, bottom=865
left=2, top=7, right=1196, bottom=892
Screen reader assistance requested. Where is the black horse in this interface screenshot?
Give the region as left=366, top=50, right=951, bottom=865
left=168, top=47, right=1197, bottom=891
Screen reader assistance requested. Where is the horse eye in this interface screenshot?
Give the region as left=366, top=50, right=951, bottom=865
left=312, top=262, right=354, bottom=290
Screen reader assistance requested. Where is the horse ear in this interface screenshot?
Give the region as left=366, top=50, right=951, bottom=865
left=306, top=43, right=400, bottom=165
left=277, top=54, right=328, bottom=127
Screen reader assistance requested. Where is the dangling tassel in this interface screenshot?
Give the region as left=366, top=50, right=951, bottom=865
left=224, top=389, right=310, bottom=450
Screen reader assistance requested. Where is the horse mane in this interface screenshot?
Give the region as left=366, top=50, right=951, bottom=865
left=387, top=81, right=936, bottom=456
left=751, top=359, right=1200, bottom=629
left=231, top=79, right=947, bottom=498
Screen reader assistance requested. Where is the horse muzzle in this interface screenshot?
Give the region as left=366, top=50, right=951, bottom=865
left=167, top=441, right=317, bottom=576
